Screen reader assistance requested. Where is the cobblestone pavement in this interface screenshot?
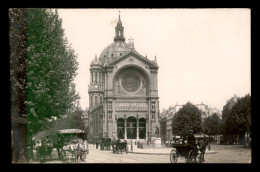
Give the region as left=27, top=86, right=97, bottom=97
left=204, top=144, right=251, bottom=163
left=31, top=143, right=251, bottom=164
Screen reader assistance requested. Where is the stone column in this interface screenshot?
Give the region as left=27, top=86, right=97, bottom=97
left=146, top=115, right=148, bottom=142
left=91, top=72, right=93, bottom=83
left=124, top=115, right=127, bottom=140
left=136, top=115, right=139, bottom=140
left=148, top=99, right=151, bottom=143
left=114, top=114, right=117, bottom=139
left=112, top=100, right=116, bottom=138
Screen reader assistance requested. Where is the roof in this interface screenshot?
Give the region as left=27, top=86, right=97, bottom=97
left=58, top=129, right=85, bottom=134
left=90, top=56, right=102, bottom=66
left=99, top=41, right=130, bottom=65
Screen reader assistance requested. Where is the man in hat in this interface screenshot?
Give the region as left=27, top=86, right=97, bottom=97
left=187, top=130, right=196, bottom=145
left=187, top=130, right=199, bottom=154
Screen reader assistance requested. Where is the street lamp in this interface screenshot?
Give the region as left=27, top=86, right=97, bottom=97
left=131, top=129, right=133, bottom=152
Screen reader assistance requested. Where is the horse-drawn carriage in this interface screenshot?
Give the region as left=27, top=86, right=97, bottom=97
left=100, top=138, right=112, bottom=150
left=34, top=138, right=53, bottom=163
left=169, top=136, right=210, bottom=163
left=58, top=129, right=89, bottom=162
left=111, top=139, right=129, bottom=154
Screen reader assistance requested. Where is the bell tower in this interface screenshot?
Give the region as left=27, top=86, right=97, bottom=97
left=88, top=55, right=104, bottom=110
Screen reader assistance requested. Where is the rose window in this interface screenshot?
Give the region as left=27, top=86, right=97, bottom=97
left=121, top=73, right=141, bottom=93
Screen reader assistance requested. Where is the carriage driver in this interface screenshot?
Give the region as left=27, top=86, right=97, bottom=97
left=187, top=130, right=200, bottom=154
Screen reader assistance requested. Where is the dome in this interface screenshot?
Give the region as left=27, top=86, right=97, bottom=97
left=99, top=41, right=131, bottom=65
left=90, top=56, right=102, bottom=66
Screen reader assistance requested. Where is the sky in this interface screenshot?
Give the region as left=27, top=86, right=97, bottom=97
left=57, top=8, right=251, bottom=112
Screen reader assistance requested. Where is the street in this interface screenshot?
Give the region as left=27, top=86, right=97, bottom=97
left=31, top=143, right=251, bottom=164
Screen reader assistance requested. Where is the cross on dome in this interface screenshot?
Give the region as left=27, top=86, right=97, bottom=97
left=128, top=36, right=134, bottom=42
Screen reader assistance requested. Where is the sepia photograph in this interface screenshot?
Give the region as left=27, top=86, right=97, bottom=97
left=10, top=8, right=251, bottom=164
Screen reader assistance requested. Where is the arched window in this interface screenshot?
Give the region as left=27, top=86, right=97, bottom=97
left=151, top=102, right=155, bottom=110
left=117, top=118, right=125, bottom=139
left=100, top=96, right=102, bottom=105
left=139, top=118, right=146, bottom=139
left=95, top=96, right=98, bottom=107
left=111, top=53, right=113, bottom=58
left=119, top=30, right=121, bottom=36
left=99, top=72, right=101, bottom=82
left=151, top=112, right=155, bottom=119
left=108, top=102, right=112, bottom=109
left=95, top=72, right=97, bottom=82
left=108, top=112, right=112, bottom=119
left=90, top=96, right=93, bottom=108
left=127, top=117, right=137, bottom=139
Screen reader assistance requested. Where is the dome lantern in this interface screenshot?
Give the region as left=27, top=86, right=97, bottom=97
left=114, top=11, right=125, bottom=42
left=90, top=54, right=102, bottom=67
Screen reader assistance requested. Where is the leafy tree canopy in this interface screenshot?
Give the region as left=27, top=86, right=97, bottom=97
left=221, top=94, right=251, bottom=144
left=172, top=102, right=202, bottom=137
left=26, top=8, right=79, bottom=137
left=203, top=113, right=222, bottom=136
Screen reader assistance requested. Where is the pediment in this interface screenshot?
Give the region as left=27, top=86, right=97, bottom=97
left=108, top=50, right=158, bottom=68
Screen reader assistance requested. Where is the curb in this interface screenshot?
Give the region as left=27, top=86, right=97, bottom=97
left=129, top=150, right=217, bottom=155
left=129, top=152, right=169, bottom=155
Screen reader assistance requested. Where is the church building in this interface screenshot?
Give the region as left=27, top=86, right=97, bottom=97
left=88, top=14, right=159, bottom=143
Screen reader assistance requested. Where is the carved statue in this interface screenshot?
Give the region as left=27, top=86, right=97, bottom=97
left=155, top=127, right=159, bottom=138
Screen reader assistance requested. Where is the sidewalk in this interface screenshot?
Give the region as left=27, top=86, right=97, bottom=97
left=129, top=145, right=217, bottom=155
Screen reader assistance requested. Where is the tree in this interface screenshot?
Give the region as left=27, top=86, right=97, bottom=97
left=221, top=102, right=233, bottom=143
left=26, top=8, right=79, bottom=149
left=230, top=94, right=251, bottom=145
left=221, top=94, right=251, bottom=145
left=172, top=102, right=202, bottom=138
left=203, top=113, right=222, bottom=140
left=9, top=8, right=28, bottom=163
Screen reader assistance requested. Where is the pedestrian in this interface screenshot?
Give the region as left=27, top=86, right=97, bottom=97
left=96, top=139, right=99, bottom=149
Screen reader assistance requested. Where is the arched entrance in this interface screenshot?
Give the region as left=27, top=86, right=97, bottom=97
left=127, top=116, right=136, bottom=139
left=139, top=118, right=146, bottom=139
left=117, top=118, right=124, bottom=139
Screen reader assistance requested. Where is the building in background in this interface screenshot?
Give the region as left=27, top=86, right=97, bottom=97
left=208, top=107, right=222, bottom=119
left=225, top=94, right=240, bottom=111
left=88, top=14, right=160, bottom=143
left=196, top=102, right=210, bottom=122
left=159, top=102, right=221, bottom=142
left=159, top=104, right=183, bottom=143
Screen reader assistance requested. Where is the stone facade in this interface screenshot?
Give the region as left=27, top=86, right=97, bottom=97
left=88, top=14, right=159, bottom=143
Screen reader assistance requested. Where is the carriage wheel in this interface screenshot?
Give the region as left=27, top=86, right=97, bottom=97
left=187, top=150, right=197, bottom=163
left=198, top=153, right=205, bottom=163
left=170, top=149, right=178, bottom=163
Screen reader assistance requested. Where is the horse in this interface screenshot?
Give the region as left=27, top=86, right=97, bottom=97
left=113, top=140, right=128, bottom=154
left=36, top=141, right=53, bottom=163
left=62, top=144, right=76, bottom=162
left=45, top=142, right=53, bottom=160
left=196, top=136, right=211, bottom=163
left=75, top=141, right=88, bottom=162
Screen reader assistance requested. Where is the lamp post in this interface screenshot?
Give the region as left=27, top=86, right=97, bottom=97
left=131, top=129, right=133, bottom=152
